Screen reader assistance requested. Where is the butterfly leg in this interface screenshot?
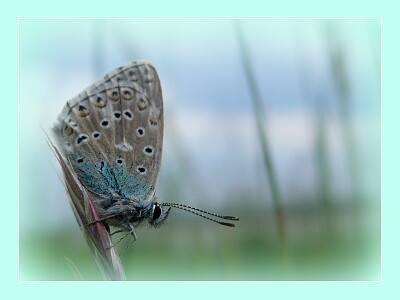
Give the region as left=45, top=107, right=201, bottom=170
left=111, top=229, right=125, bottom=236
left=120, top=225, right=137, bottom=254
left=109, top=225, right=137, bottom=253
left=109, top=230, right=130, bottom=249
left=89, top=212, right=130, bottom=225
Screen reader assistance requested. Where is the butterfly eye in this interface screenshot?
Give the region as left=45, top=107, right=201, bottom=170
left=153, top=204, right=162, bottom=221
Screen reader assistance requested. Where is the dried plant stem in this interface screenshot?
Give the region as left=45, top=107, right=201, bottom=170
left=48, top=138, right=126, bottom=280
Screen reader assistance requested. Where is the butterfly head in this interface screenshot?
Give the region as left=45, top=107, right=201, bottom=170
left=148, top=201, right=171, bottom=228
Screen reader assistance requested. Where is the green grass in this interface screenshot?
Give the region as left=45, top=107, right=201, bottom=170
left=20, top=205, right=380, bottom=281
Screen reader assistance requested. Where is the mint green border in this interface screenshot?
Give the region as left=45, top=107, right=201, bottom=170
left=6, top=0, right=396, bottom=298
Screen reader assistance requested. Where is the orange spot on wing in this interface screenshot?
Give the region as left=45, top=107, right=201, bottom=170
left=138, top=103, right=147, bottom=110
left=109, top=91, right=120, bottom=101
left=65, top=127, right=73, bottom=136
left=121, top=89, right=133, bottom=100
left=79, top=111, right=90, bottom=117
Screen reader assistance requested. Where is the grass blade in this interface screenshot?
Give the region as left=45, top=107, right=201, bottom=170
left=234, top=21, right=287, bottom=259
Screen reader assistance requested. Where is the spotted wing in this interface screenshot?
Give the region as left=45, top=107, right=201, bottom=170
left=52, top=61, right=164, bottom=202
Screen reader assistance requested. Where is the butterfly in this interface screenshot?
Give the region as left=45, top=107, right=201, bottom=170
left=51, top=60, right=239, bottom=250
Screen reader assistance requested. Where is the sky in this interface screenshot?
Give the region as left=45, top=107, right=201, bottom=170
left=19, top=19, right=380, bottom=231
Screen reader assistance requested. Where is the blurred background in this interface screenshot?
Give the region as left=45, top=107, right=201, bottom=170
left=19, top=19, right=380, bottom=281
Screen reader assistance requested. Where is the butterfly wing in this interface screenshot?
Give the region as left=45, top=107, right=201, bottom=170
left=53, top=61, right=164, bottom=203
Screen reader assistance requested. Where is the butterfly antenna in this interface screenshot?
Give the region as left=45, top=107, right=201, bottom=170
left=162, top=202, right=239, bottom=220
left=161, top=203, right=239, bottom=227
